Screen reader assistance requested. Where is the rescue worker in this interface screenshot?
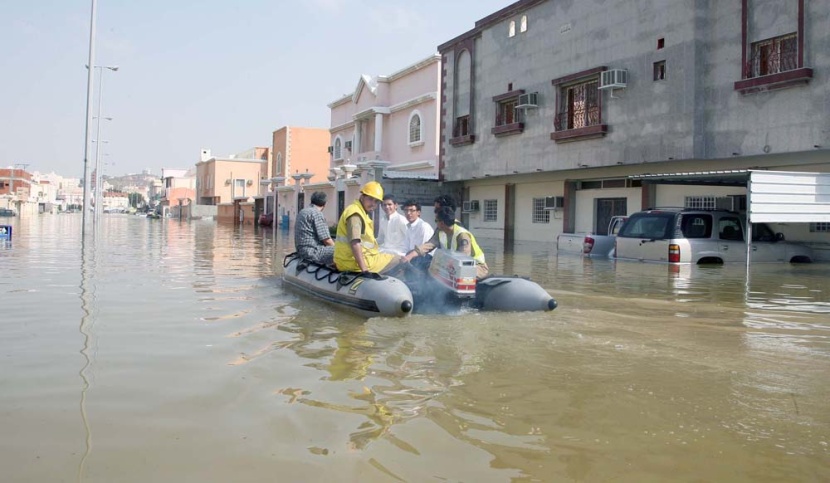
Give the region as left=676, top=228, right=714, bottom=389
left=403, top=206, right=489, bottom=280
left=334, top=181, right=402, bottom=274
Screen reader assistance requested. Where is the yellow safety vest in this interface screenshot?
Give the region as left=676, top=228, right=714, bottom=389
left=334, top=200, right=394, bottom=272
left=438, top=224, right=486, bottom=265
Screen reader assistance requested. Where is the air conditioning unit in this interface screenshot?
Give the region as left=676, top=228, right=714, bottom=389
left=599, top=69, right=628, bottom=89
left=516, top=92, right=538, bottom=108
left=344, top=141, right=353, bottom=151
left=327, top=146, right=333, bottom=154
left=462, top=200, right=480, bottom=213
left=544, top=196, right=565, bottom=210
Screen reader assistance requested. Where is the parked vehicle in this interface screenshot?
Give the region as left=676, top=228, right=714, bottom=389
left=614, top=208, right=814, bottom=264
left=557, top=215, right=627, bottom=258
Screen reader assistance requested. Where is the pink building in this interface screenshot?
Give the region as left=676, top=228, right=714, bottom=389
left=326, top=54, right=441, bottom=219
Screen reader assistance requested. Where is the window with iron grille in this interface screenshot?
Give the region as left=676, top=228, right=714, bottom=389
left=483, top=199, right=497, bottom=222
left=454, top=115, right=470, bottom=137
left=532, top=198, right=550, bottom=223
left=685, top=196, right=716, bottom=210
left=408, top=113, right=422, bottom=144
left=555, top=79, right=600, bottom=131
left=749, top=33, right=797, bottom=78
left=810, top=222, right=830, bottom=233
left=495, top=99, right=523, bottom=127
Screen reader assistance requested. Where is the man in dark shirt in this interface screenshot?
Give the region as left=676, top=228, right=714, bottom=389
left=294, top=191, right=334, bottom=265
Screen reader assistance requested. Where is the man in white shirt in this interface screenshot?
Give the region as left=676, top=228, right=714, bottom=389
left=402, top=200, right=434, bottom=252
left=378, top=194, right=408, bottom=256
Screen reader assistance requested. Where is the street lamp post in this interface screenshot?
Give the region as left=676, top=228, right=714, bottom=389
left=92, top=65, right=118, bottom=224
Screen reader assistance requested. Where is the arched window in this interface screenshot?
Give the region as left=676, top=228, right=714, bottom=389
left=408, top=111, right=422, bottom=144
left=276, top=152, right=283, bottom=174
left=334, top=137, right=342, bottom=160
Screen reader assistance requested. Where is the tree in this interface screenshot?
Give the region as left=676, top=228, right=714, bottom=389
left=128, top=192, right=145, bottom=208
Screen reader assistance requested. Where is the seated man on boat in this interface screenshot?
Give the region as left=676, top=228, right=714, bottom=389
left=334, top=181, right=403, bottom=275
left=377, top=194, right=408, bottom=256
left=402, top=200, right=434, bottom=252
left=403, top=206, right=489, bottom=280
left=294, top=191, right=335, bottom=265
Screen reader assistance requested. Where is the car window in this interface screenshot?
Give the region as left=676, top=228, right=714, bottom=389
left=680, top=214, right=712, bottom=238
left=718, top=218, right=743, bottom=241
left=752, top=223, right=777, bottom=242
left=618, top=213, right=674, bottom=239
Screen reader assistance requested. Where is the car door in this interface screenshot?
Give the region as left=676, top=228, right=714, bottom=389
left=749, top=223, right=786, bottom=262
left=678, top=213, right=717, bottom=263
left=717, top=216, right=747, bottom=262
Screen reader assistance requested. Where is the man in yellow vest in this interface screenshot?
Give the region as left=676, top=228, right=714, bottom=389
left=403, top=206, right=489, bottom=279
left=334, top=181, right=402, bottom=274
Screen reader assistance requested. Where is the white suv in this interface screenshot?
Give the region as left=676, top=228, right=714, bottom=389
left=615, top=209, right=814, bottom=264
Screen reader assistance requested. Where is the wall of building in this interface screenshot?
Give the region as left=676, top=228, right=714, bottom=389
left=435, top=0, right=830, bottom=243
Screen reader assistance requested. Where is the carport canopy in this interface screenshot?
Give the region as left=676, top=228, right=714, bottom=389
left=628, top=169, right=830, bottom=223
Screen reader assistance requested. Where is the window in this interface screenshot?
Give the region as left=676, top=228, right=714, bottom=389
left=680, top=215, right=712, bottom=238
left=509, top=20, right=516, bottom=37
left=276, top=152, right=283, bottom=174
left=556, top=79, right=600, bottom=131
left=657, top=37, right=665, bottom=49
left=532, top=198, right=550, bottom=224
left=520, top=15, right=527, bottom=33
left=810, top=222, right=830, bottom=233
left=333, top=137, right=342, bottom=160
left=653, top=60, right=666, bottom=81
left=232, top=179, right=246, bottom=198
left=496, top=99, right=521, bottom=126
left=718, top=218, right=744, bottom=241
left=483, top=200, right=497, bottom=222
left=408, top=111, right=422, bottom=144
left=454, top=115, right=470, bottom=137
left=685, top=196, right=716, bottom=210
left=451, top=48, right=474, bottom=145
left=749, top=33, right=797, bottom=78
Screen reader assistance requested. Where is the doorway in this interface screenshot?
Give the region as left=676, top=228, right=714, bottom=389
left=595, top=198, right=627, bottom=235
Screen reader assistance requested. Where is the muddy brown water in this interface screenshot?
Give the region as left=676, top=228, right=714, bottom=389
left=1, top=215, right=828, bottom=482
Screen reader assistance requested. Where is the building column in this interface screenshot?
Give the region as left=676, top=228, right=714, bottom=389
left=374, top=112, right=383, bottom=153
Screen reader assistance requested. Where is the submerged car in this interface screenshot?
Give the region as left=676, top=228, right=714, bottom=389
left=615, top=208, right=814, bottom=264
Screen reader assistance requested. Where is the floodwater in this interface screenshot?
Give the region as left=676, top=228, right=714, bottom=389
left=1, top=214, right=829, bottom=482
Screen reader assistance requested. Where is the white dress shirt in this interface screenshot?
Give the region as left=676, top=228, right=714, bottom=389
left=405, top=217, right=434, bottom=252
left=379, top=211, right=408, bottom=255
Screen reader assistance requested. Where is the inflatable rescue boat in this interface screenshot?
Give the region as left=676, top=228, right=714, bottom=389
left=282, top=250, right=557, bottom=318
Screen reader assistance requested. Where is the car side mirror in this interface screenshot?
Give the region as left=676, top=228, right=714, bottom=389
left=775, top=232, right=785, bottom=241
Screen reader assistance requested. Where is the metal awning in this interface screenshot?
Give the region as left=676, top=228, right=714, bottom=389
left=628, top=169, right=751, bottom=186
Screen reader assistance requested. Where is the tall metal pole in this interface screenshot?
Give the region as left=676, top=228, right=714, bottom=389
left=93, top=67, right=105, bottom=224
left=81, top=0, right=98, bottom=236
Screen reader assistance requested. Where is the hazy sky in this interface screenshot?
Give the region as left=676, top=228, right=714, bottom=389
left=1, top=0, right=512, bottom=177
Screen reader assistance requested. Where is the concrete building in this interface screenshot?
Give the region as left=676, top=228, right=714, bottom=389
left=437, top=0, right=830, bottom=244
left=262, top=126, right=330, bottom=227
left=160, top=168, right=196, bottom=218
left=195, top=148, right=269, bottom=224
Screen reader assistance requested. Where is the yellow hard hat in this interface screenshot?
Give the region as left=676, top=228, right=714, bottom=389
left=360, top=181, right=384, bottom=201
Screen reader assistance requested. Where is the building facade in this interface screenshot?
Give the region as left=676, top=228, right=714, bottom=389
left=438, top=0, right=829, bottom=243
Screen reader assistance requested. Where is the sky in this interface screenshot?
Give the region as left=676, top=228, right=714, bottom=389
left=0, top=0, right=513, bottom=178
